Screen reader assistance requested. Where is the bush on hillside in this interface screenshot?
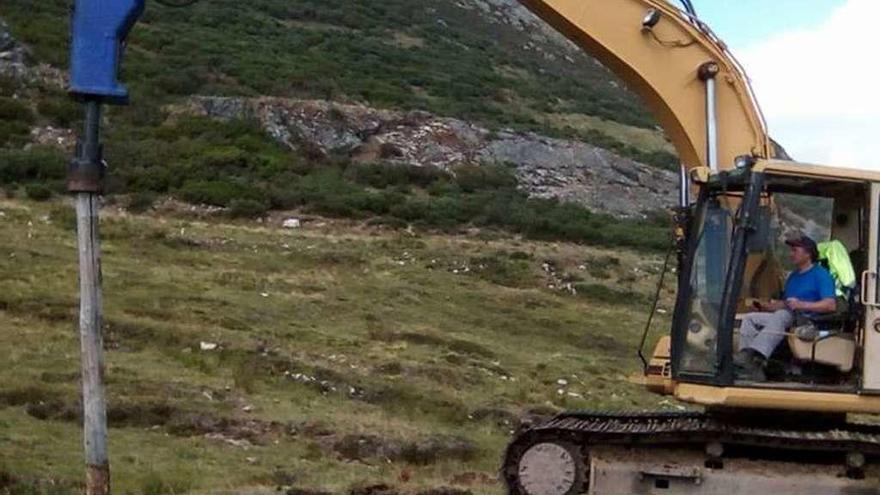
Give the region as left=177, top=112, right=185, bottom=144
left=127, top=192, right=158, bottom=213
left=347, top=162, right=450, bottom=189
left=37, top=98, right=81, bottom=128
left=0, top=147, right=66, bottom=184
left=25, top=184, right=53, bottom=201
left=178, top=180, right=264, bottom=207
left=0, top=97, right=33, bottom=123
left=0, top=121, right=31, bottom=147
left=228, top=199, right=270, bottom=218
left=453, top=163, right=518, bottom=192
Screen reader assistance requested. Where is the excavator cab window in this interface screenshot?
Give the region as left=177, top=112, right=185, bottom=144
left=672, top=195, right=732, bottom=379
left=671, top=170, right=869, bottom=389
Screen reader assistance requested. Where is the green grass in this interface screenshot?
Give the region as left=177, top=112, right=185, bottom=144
left=0, top=198, right=676, bottom=494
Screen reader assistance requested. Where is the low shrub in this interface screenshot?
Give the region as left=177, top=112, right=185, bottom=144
left=0, top=97, right=33, bottom=123
left=177, top=179, right=263, bottom=207
left=228, top=198, right=270, bottom=218
left=0, top=147, right=66, bottom=184
left=453, top=163, right=518, bottom=192
left=37, top=97, right=81, bottom=128
left=127, top=192, right=158, bottom=213
left=0, top=120, right=31, bottom=147
left=25, top=183, right=53, bottom=201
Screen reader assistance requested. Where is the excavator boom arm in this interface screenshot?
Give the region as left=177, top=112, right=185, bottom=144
left=518, top=0, right=771, bottom=170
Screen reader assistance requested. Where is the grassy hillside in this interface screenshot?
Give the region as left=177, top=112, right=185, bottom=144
left=0, top=113, right=671, bottom=252
left=0, top=198, right=676, bottom=494
left=2, top=0, right=653, bottom=131
left=0, top=0, right=678, bottom=179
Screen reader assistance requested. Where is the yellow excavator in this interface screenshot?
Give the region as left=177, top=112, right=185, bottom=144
left=501, top=1, right=880, bottom=493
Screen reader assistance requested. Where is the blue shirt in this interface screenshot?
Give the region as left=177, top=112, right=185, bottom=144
left=784, top=264, right=836, bottom=314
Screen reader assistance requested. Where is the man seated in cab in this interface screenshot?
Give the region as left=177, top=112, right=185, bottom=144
left=735, top=234, right=837, bottom=381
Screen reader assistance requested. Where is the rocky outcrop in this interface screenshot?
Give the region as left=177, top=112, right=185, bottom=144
left=0, top=19, right=65, bottom=89
left=179, top=96, right=677, bottom=217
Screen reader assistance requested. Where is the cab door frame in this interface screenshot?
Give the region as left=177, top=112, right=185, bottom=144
left=860, top=182, right=880, bottom=392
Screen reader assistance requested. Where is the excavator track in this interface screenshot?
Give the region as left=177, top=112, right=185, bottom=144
left=502, top=411, right=880, bottom=495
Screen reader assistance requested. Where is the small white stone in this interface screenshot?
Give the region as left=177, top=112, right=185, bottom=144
left=283, top=218, right=301, bottom=229
left=557, top=378, right=568, bottom=386
left=199, top=342, right=218, bottom=351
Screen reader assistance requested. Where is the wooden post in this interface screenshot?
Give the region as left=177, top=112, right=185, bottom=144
left=72, top=100, right=110, bottom=495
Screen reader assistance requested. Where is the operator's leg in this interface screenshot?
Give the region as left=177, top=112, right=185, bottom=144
left=738, top=312, right=768, bottom=352
left=744, top=309, right=794, bottom=359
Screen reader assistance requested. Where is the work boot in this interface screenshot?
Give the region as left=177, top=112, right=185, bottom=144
left=734, top=349, right=766, bottom=382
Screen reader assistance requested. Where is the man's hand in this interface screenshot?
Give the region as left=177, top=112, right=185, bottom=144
left=785, top=297, right=803, bottom=310
left=755, top=299, right=786, bottom=312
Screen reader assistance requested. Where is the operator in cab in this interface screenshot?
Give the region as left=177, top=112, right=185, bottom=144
left=734, top=234, right=837, bottom=381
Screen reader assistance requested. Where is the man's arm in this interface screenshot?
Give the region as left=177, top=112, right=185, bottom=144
left=787, top=297, right=837, bottom=314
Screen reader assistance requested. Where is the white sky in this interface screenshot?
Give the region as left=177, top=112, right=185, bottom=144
left=734, top=0, right=880, bottom=169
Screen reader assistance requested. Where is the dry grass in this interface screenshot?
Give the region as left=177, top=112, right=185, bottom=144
left=0, top=198, right=676, bottom=494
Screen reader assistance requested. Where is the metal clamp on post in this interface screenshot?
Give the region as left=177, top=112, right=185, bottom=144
left=68, top=119, right=105, bottom=193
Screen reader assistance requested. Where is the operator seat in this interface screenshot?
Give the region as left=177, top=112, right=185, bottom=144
left=787, top=240, right=859, bottom=373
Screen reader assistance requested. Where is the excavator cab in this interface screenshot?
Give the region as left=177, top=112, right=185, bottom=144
left=669, top=161, right=880, bottom=399
left=501, top=2, right=880, bottom=493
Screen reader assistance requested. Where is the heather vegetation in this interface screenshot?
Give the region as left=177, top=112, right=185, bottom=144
left=0, top=115, right=670, bottom=251
left=0, top=0, right=675, bottom=251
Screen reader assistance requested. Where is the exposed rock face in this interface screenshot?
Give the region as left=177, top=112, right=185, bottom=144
left=0, top=20, right=27, bottom=65
left=481, top=132, right=676, bottom=216
left=0, top=19, right=65, bottom=88
left=180, top=96, right=677, bottom=218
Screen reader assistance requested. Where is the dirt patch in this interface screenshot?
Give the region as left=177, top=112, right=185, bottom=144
left=0, top=293, right=77, bottom=322
left=450, top=472, right=496, bottom=486
left=416, top=488, right=473, bottom=495
left=0, top=386, right=54, bottom=407
left=469, top=408, right=519, bottom=428
left=409, top=364, right=474, bottom=388
left=356, top=384, right=469, bottom=423
left=20, top=396, right=295, bottom=444
left=167, top=413, right=296, bottom=445
left=287, top=489, right=333, bottom=495
left=333, top=434, right=477, bottom=465
left=39, top=371, right=79, bottom=383
left=350, top=483, right=399, bottom=495
left=0, top=470, right=79, bottom=493
left=368, top=330, right=495, bottom=359
left=103, top=318, right=184, bottom=352
left=25, top=399, right=81, bottom=422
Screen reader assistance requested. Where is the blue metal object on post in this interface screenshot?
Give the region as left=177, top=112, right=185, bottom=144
left=69, top=0, right=146, bottom=102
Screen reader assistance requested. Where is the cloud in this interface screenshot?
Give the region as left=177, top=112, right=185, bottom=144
left=738, top=0, right=880, bottom=169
